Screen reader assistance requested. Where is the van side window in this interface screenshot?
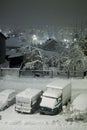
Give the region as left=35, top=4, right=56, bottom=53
left=58, top=98, right=61, bottom=102
left=56, top=97, right=62, bottom=103
left=31, top=100, right=37, bottom=106
left=8, top=92, right=15, bottom=99
left=8, top=94, right=12, bottom=99
left=56, top=98, right=58, bottom=102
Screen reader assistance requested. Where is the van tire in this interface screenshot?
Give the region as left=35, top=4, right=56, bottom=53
left=40, top=112, right=44, bottom=115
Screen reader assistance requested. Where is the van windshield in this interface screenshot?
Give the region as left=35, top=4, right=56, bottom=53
left=40, top=96, right=56, bottom=109
left=16, top=97, right=30, bottom=104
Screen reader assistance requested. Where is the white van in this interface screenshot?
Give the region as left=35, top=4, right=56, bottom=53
left=40, top=80, right=71, bottom=115
left=0, top=89, right=16, bottom=110
left=15, top=88, right=42, bottom=113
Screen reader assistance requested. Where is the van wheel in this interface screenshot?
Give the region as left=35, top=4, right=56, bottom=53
left=31, top=109, right=34, bottom=114
left=69, top=98, right=71, bottom=103
left=40, top=112, right=44, bottom=115
left=65, top=102, right=68, bottom=106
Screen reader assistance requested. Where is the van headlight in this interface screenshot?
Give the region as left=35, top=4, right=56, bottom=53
left=51, top=109, right=54, bottom=112
left=41, top=107, right=44, bottom=110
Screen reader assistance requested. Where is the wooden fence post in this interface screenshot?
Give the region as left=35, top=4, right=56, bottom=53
left=67, top=69, right=70, bottom=79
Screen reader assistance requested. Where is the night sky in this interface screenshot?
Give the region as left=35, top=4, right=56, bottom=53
left=0, top=0, right=87, bottom=28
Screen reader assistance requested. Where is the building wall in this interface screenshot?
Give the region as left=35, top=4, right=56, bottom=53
left=0, top=37, right=6, bottom=64
left=0, top=68, right=20, bottom=77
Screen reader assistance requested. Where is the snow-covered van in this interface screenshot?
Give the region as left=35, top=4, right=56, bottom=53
left=72, top=93, right=87, bottom=112
left=15, top=88, right=42, bottom=113
left=40, top=80, right=71, bottom=115
left=0, top=89, right=16, bottom=110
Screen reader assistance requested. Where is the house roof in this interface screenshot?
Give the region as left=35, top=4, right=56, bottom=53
left=42, top=38, right=61, bottom=52
left=45, top=38, right=57, bottom=44
left=6, top=49, right=16, bottom=56
left=6, top=37, right=22, bottom=48
left=0, top=32, right=7, bottom=39
left=8, top=52, right=23, bottom=59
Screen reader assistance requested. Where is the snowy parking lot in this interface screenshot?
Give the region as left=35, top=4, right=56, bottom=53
left=0, top=76, right=87, bottom=130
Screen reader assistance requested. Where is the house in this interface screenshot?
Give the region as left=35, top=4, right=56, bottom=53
left=0, top=32, right=6, bottom=64
left=42, top=38, right=59, bottom=51
left=8, top=53, right=24, bottom=68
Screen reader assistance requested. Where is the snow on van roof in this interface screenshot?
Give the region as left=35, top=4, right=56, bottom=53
left=16, top=88, right=41, bottom=98
left=47, top=79, right=70, bottom=89
left=43, top=90, right=61, bottom=98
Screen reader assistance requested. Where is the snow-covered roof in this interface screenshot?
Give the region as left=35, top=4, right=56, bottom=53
left=45, top=38, right=57, bottom=44
left=25, top=60, right=42, bottom=65
left=72, top=93, right=87, bottom=112
left=47, top=79, right=70, bottom=89
left=8, top=52, right=23, bottom=58
left=16, top=88, right=42, bottom=99
left=6, top=49, right=17, bottom=56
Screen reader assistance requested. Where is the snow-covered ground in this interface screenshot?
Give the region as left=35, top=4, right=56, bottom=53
left=0, top=75, right=87, bottom=130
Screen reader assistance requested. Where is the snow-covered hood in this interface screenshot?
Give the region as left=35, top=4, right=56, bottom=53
left=0, top=99, right=7, bottom=110
left=0, top=95, right=8, bottom=109
left=40, top=96, right=56, bottom=109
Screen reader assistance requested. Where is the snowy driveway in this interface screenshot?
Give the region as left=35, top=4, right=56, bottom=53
left=0, top=76, right=87, bottom=130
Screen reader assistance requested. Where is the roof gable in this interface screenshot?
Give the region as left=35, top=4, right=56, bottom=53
left=0, top=32, right=6, bottom=39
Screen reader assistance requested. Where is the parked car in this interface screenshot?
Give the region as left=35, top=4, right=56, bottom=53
left=0, top=89, right=16, bottom=110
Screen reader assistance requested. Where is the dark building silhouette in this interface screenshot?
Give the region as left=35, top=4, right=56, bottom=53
left=0, top=32, right=6, bottom=64
left=8, top=53, right=23, bottom=68
left=41, top=38, right=62, bottom=52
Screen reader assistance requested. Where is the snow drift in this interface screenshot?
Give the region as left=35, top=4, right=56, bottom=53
left=72, top=93, right=87, bottom=112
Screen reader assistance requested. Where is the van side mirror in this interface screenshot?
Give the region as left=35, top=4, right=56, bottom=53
left=41, top=96, right=43, bottom=98
left=58, top=98, right=61, bottom=102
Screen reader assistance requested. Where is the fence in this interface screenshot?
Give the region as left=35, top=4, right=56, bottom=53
left=19, top=69, right=86, bottom=78
left=19, top=69, right=53, bottom=78
left=0, top=68, right=86, bottom=78
left=57, top=70, right=85, bottom=78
